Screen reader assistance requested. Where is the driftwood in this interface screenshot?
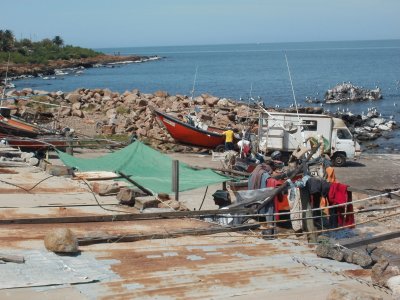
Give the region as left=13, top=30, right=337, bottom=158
left=78, top=223, right=259, bottom=245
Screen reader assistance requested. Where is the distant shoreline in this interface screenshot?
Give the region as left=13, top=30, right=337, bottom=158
left=0, top=54, right=161, bottom=81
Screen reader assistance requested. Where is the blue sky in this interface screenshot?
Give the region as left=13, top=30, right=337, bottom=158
left=1, top=0, right=399, bottom=48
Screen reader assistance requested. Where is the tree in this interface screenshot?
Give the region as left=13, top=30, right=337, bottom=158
left=2, top=29, right=15, bottom=51
left=52, top=35, right=64, bottom=47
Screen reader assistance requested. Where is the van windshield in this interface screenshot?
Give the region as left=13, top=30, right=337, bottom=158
left=337, top=129, right=352, bottom=139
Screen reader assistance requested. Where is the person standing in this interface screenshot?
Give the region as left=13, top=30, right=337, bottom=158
left=223, top=125, right=234, bottom=151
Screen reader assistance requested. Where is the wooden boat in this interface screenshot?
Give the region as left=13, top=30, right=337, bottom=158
left=151, top=107, right=226, bottom=149
left=0, top=134, right=68, bottom=152
left=0, top=107, right=55, bottom=138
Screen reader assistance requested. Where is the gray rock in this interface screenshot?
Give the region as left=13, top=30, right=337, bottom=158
left=387, top=275, right=400, bottom=298
left=316, top=243, right=344, bottom=261
left=28, top=157, right=39, bottom=166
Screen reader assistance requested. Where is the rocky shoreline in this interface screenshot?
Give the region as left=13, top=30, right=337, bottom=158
left=1, top=87, right=397, bottom=153
left=0, top=54, right=160, bottom=80
left=306, top=83, right=382, bottom=104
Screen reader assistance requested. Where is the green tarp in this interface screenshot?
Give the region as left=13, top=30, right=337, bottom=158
left=57, top=141, right=230, bottom=194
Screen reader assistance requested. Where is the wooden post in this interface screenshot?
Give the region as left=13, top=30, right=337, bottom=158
left=66, top=132, right=74, bottom=155
left=172, top=160, right=179, bottom=201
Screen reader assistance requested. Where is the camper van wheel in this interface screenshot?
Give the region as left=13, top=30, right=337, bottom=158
left=215, top=144, right=225, bottom=153
left=333, top=153, right=346, bottom=167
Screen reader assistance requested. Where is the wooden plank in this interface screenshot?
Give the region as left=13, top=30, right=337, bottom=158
left=0, top=253, right=25, bottom=264
left=78, top=223, right=260, bottom=245
left=0, top=207, right=253, bottom=225
left=73, top=171, right=121, bottom=181
left=341, top=231, right=400, bottom=249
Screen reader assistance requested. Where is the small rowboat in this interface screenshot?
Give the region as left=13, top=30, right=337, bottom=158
left=151, top=108, right=225, bottom=150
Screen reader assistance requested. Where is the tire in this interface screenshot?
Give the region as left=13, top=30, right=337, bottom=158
left=215, top=144, right=226, bottom=153
left=333, top=153, right=346, bottom=167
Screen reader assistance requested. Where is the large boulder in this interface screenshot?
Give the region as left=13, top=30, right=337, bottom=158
left=205, top=95, right=219, bottom=106
left=124, top=93, right=138, bottom=103
left=44, top=228, right=79, bottom=254
left=154, top=90, right=169, bottom=98
left=33, top=90, right=49, bottom=96
left=65, top=92, right=81, bottom=103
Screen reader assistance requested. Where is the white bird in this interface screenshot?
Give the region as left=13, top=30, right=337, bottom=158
left=394, top=103, right=397, bottom=107
left=389, top=115, right=394, bottom=120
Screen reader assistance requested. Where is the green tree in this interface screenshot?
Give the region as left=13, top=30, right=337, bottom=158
left=52, top=35, right=64, bottom=47
left=2, top=29, right=15, bottom=51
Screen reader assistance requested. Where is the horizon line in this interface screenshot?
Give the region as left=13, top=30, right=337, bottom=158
left=94, top=38, right=400, bottom=50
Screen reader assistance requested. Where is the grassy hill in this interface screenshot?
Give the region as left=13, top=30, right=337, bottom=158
left=0, top=29, right=101, bottom=64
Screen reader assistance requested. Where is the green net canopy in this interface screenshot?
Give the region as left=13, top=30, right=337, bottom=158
left=57, top=142, right=230, bottom=194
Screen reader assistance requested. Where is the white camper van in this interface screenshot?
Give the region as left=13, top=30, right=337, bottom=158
left=258, top=112, right=361, bottom=167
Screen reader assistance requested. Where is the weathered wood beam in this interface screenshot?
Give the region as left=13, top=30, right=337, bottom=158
left=0, top=253, right=25, bottom=264
left=0, top=207, right=253, bottom=225
left=78, top=223, right=260, bottom=245
left=341, top=231, right=400, bottom=249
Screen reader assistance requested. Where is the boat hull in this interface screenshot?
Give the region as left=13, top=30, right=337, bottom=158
left=152, top=108, right=225, bottom=149
left=0, top=134, right=68, bottom=151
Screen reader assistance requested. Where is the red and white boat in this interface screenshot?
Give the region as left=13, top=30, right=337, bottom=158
left=151, top=107, right=226, bottom=150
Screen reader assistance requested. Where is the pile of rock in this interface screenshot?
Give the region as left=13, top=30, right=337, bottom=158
left=4, top=87, right=397, bottom=149
left=325, top=83, right=382, bottom=104
left=5, top=88, right=259, bottom=151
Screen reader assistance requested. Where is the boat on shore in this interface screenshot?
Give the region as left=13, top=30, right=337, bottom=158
left=0, top=134, right=69, bottom=152
left=151, top=107, right=226, bottom=150
left=0, top=107, right=56, bottom=138
left=0, top=107, right=70, bottom=151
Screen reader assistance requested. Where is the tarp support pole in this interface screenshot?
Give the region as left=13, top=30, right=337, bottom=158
left=172, top=160, right=179, bottom=201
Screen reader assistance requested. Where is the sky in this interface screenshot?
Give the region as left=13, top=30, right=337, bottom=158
left=1, top=0, right=399, bottom=48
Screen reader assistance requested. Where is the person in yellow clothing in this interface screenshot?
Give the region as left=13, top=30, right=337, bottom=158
left=223, top=126, right=234, bottom=151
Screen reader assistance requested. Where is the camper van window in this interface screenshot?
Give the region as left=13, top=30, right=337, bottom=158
left=337, top=129, right=352, bottom=139
left=303, top=120, right=317, bottom=131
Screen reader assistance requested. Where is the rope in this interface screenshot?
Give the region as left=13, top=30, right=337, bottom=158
left=0, top=175, right=55, bottom=193
left=230, top=189, right=400, bottom=218
left=79, top=178, right=135, bottom=215
left=255, top=210, right=400, bottom=239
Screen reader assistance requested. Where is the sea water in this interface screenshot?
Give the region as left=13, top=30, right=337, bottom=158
left=13, top=40, right=400, bottom=152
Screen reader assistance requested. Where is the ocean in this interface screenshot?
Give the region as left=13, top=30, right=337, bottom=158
left=12, top=40, right=400, bottom=152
